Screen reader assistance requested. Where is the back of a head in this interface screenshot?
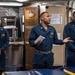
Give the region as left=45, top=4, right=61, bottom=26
left=40, top=11, right=49, bottom=18
left=73, top=11, right=75, bottom=16
left=72, top=11, right=75, bottom=21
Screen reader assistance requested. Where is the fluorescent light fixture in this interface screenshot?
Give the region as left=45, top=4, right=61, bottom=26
left=16, top=0, right=29, bottom=2
left=0, top=2, right=23, bottom=6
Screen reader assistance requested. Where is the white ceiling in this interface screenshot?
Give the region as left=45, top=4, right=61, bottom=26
left=0, top=0, right=74, bottom=7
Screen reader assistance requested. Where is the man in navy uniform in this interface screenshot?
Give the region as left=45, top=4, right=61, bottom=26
left=29, top=12, right=73, bottom=69
left=63, top=11, right=75, bottom=67
left=0, top=25, right=9, bottom=71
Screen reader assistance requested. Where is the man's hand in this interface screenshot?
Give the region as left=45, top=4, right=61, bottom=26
left=34, top=40, right=40, bottom=45
left=34, top=35, right=45, bottom=45
left=63, top=37, right=73, bottom=43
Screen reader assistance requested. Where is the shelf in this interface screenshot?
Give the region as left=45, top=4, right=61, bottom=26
left=1, top=16, right=16, bottom=26
left=4, top=26, right=17, bottom=29
left=7, top=19, right=15, bottom=22
left=9, top=41, right=24, bottom=45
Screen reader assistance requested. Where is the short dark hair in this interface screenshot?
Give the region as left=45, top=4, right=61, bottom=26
left=40, top=11, right=48, bottom=18
left=73, top=11, right=75, bottom=16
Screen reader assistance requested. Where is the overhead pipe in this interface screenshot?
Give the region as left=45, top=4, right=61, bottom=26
left=67, top=0, right=75, bottom=22
left=71, top=0, right=74, bottom=15
left=66, top=0, right=70, bottom=23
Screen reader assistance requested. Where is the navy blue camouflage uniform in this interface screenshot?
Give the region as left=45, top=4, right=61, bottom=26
left=0, top=26, right=9, bottom=71
left=63, top=21, right=75, bottom=67
left=29, top=24, right=64, bottom=69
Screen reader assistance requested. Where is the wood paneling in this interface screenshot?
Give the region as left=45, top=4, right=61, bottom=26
left=24, top=7, right=39, bottom=69
left=46, top=6, right=67, bottom=66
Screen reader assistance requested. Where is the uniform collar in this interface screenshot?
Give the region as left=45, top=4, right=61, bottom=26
left=70, top=21, right=75, bottom=27
left=39, top=23, right=51, bottom=30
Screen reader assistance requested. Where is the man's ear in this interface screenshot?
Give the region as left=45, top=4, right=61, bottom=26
left=41, top=17, right=44, bottom=21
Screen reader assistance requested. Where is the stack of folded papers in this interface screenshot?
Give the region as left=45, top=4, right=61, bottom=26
left=34, top=35, right=45, bottom=44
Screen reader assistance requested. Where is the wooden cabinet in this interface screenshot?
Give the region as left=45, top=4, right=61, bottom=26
left=19, top=7, right=39, bottom=70
left=46, top=6, right=67, bottom=66
left=25, top=7, right=39, bottom=69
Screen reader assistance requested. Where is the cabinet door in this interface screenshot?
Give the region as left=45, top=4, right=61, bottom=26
left=25, top=7, right=39, bottom=70
left=46, top=6, right=67, bottom=66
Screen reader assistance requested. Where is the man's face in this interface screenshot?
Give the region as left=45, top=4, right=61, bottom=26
left=41, top=13, right=51, bottom=25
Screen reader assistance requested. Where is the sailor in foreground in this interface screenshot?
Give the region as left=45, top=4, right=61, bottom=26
left=29, top=11, right=73, bottom=69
